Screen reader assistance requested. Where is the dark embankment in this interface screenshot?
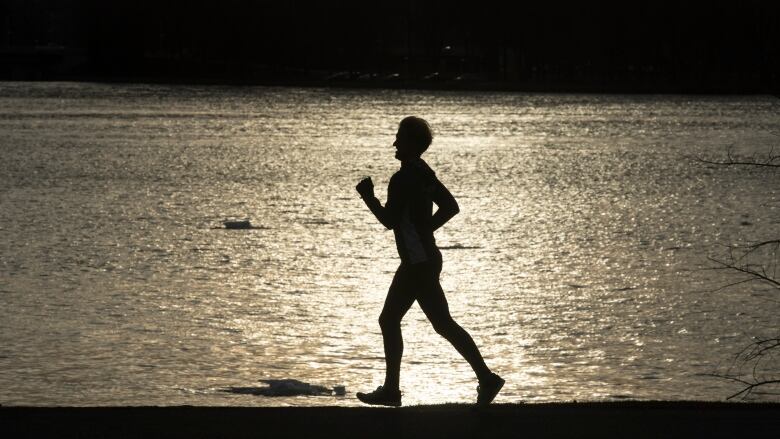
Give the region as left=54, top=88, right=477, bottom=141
left=2, top=402, right=779, bottom=438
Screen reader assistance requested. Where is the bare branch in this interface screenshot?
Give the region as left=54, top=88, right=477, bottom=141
left=695, top=158, right=780, bottom=168
left=706, top=239, right=780, bottom=400
left=707, top=355, right=780, bottom=400
left=727, top=380, right=780, bottom=400
left=707, top=257, right=780, bottom=290
left=700, top=138, right=779, bottom=400
left=707, top=240, right=780, bottom=292
left=691, top=143, right=780, bottom=168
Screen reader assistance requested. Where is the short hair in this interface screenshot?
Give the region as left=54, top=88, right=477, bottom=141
left=399, top=116, right=433, bottom=155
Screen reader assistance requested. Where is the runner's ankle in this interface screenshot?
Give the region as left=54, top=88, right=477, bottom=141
left=382, top=385, right=400, bottom=393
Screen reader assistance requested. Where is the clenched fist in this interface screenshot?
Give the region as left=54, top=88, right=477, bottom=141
left=356, top=177, right=374, bottom=199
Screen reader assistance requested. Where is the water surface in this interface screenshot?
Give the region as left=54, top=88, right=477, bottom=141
left=0, top=82, right=778, bottom=406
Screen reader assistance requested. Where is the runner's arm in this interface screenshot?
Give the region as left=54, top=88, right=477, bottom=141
left=361, top=175, right=403, bottom=230
left=430, top=179, right=459, bottom=231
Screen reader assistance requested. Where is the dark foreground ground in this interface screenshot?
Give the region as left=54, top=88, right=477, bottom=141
left=2, top=402, right=779, bottom=438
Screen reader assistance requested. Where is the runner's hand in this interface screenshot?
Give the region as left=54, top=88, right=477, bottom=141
left=356, top=177, right=374, bottom=198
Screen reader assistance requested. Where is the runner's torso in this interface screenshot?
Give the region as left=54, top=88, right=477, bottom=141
left=387, top=159, right=441, bottom=264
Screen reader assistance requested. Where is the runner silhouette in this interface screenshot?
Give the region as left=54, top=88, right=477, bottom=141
left=355, top=116, right=504, bottom=406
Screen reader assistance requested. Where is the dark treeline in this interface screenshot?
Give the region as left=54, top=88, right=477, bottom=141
left=1, top=0, right=778, bottom=92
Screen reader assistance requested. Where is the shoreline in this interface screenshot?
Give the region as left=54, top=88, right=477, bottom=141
left=3, top=401, right=779, bottom=438
left=1, top=76, right=778, bottom=96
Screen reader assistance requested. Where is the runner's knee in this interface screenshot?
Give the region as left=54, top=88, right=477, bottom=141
left=379, top=311, right=401, bottom=329
left=430, top=316, right=459, bottom=337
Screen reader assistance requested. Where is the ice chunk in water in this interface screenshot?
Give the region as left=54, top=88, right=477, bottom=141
left=223, top=379, right=345, bottom=397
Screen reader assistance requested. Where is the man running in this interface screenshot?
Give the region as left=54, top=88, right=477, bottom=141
left=355, top=116, right=504, bottom=407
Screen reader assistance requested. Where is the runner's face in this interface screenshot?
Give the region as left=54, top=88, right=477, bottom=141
left=393, top=128, right=415, bottom=161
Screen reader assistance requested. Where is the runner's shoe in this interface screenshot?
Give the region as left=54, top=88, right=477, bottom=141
left=476, top=373, right=504, bottom=406
left=356, top=385, right=402, bottom=407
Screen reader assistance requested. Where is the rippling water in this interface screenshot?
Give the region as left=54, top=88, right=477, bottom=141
left=0, top=82, right=778, bottom=406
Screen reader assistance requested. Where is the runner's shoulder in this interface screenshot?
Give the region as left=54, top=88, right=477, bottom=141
left=392, top=160, right=440, bottom=191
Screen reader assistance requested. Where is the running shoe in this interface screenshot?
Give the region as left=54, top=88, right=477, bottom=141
left=356, top=385, right=402, bottom=407
left=476, top=373, right=505, bottom=406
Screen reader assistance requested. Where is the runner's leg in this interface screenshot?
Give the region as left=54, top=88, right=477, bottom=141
left=378, top=265, right=416, bottom=391
left=415, top=261, right=492, bottom=381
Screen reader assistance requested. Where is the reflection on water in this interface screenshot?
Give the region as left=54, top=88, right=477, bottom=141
left=0, top=82, right=778, bottom=406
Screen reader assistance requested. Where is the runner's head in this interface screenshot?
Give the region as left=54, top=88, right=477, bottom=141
left=394, top=116, right=433, bottom=160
